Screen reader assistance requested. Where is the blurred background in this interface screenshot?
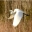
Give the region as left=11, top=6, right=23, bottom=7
left=0, top=0, right=32, bottom=32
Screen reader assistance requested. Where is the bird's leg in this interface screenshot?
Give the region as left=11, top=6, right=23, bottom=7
left=23, top=13, right=30, bottom=16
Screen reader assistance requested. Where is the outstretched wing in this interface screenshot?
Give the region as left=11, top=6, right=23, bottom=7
left=13, top=11, right=23, bottom=27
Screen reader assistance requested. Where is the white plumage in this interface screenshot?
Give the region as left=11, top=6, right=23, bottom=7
left=8, top=9, right=29, bottom=27
left=13, top=9, right=24, bottom=27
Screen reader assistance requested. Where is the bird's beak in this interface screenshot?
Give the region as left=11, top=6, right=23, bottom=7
left=8, top=15, right=14, bottom=19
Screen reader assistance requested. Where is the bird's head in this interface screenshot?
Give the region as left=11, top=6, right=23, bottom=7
left=9, top=10, right=14, bottom=14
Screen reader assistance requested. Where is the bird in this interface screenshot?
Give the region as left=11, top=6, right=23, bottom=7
left=8, top=9, right=29, bottom=27
left=13, top=9, right=24, bottom=27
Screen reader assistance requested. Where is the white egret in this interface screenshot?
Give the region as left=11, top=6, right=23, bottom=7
left=8, top=9, right=29, bottom=27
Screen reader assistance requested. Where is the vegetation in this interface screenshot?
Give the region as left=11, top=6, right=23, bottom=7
left=0, top=1, right=32, bottom=32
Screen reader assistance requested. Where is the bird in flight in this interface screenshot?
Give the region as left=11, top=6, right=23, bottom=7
left=8, top=9, right=29, bottom=27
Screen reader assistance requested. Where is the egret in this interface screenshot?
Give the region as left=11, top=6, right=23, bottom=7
left=8, top=9, right=29, bottom=27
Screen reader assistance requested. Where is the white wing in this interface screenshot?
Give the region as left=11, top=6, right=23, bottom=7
left=13, top=11, right=23, bottom=27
